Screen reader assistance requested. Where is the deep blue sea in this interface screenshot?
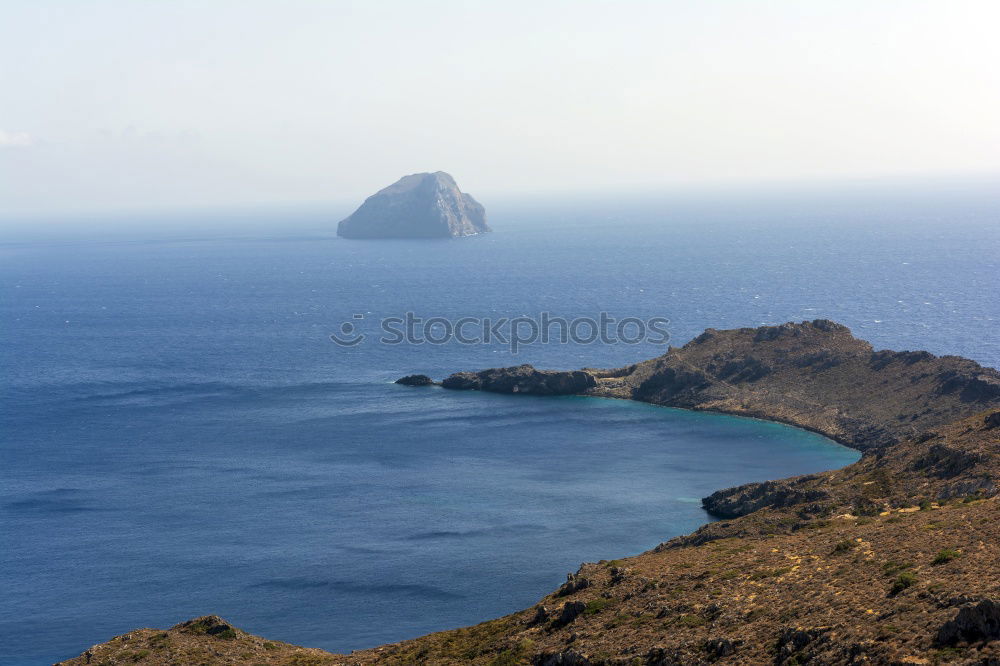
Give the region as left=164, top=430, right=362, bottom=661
left=2, top=184, right=998, bottom=664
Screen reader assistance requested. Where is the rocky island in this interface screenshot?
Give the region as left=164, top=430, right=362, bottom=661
left=60, top=321, right=1000, bottom=665
left=337, top=171, right=490, bottom=239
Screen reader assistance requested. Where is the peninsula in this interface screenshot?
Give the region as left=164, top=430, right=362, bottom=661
left=336, top=171, right=490, bottom=239
left=60, top=321, right=1000, bottom=665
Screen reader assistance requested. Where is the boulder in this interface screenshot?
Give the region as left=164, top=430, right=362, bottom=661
left=553, top=601, right=587, bottom=627
left=555, top=573, right=590, bottom=597
left=937, top=599, right=1000, bottom=645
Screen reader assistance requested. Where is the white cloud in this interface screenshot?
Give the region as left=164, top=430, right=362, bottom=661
left=0, top=130, right=33, bottom=147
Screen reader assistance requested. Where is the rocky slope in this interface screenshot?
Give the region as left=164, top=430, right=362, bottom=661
left=337, top=171, right=489, bottom=239
left=60, top=321, right=1000, bottom=665
left=440, top=320, right=999, bottom=452
left=57, top=615, right=336, bottom=665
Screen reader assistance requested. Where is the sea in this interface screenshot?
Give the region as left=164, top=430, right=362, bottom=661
left=2, top=182, right=998, bottom=664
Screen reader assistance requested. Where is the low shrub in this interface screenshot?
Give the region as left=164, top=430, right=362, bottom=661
left=585, top=598, right=611, bottom=615
left=677, top=614, right=707, bottom=627
left=932, top=548, right=961, bottom=565
left=891, top=571, right=917, bottom=594
left=832, top=540, right=854, bottom=554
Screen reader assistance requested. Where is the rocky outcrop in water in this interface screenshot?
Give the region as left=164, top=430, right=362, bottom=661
left=441, top=364, right=596, bottom=395
left=394, top=374, right=435, bottom=386
left=337, top=171, right=489, bottom=239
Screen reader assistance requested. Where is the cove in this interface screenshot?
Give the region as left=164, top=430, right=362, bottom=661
left=3, top=378, right=858, bottom=664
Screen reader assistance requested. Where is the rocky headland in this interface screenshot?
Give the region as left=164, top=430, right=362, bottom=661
left=60, top=321, right=1000, bottom=665
left=337, top=171, right=490, bottom=239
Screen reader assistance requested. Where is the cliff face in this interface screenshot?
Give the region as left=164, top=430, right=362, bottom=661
left=61, top=322, right=1000, bottom=666
left=337, top=171, right=490, bottom=239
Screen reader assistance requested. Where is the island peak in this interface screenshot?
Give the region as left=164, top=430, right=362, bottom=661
left=337, top=171, right=490, bottom=239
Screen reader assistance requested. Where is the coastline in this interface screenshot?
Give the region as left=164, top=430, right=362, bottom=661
left=58, top=320, right=1000, bottom=665
left=572, top=393, right=861, bottom=453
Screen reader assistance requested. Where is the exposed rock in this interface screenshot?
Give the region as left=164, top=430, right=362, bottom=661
left=645, top=647, right=689, bottom=665
left=936, top=369, right=1000, bottom=402
left=704, top=638, right=738, bottom=660
left=533, top=651, right=591, bottom=666
left=986, top=410, right=1000, bottom=429
left=584, top=319, right=1000, bottom=450
left=553, top=601, right=587, bottom=627
left=912, top=443, right=985, bottom=479
left=173, top=615, right=235, bottom=637
left=394, top=374, right=435, bottom=386
left=702, top=477, right=830, bottom=519
left=774, top=627, right=830, bottom=665
left=609, top=567, right=631, bottom=585
left=937, top=599, right=1000, bottom=645
left=441, top=364, right=596, bottom=395
left=337, top=171, right=489, bottom=239
left=526, top=605, right=551, bottom=626
left=555, top=573, right=591, bottom=597
left=432, top=320, right=1000, bottom=450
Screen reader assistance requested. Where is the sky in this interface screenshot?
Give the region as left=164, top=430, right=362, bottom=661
left=2, top=0, right=999, bottom=216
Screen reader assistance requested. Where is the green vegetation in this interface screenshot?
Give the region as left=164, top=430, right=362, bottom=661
left=831, top=540, right=855, bottom=554
left=854, top=499, right=882, bottom=517
left=882, top=560, right=913, bottom=576
left=676, top=614, right=708, bottom=627
left=891, top=571, right=918, bottom=594
left=932, top=548, right=961, bottom=565
left=750, top=567, right=791, bottom=580
left=489, top=638, right=535, bottom=666
left=930, top=647, right=966, bottom=664
left=863, top=469, right=893, bottom=495
left=286, top=654, right=337, bottom=666
left=585, top=598, right=611, bottom=615
left=488, top=649, right=525, bottom=666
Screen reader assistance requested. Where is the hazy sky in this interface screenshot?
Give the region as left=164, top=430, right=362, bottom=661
left=2, top=0, right=999, bottom=215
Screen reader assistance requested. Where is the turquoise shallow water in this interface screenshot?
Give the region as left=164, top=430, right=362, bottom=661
left=2, top=187, right=997, bottom=664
